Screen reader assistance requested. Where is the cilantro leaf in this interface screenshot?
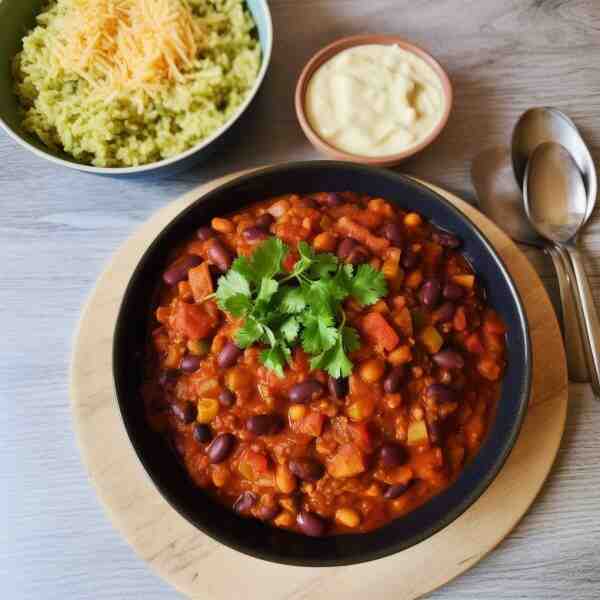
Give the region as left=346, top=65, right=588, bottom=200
left=329, top=263, right=354, bottom=301
left=261, top=344, right=289, bottom=378
left=342, top=325, right=361, bottom=353
left=216, top=270, right=251, bottom=313
left=278, top=286, right=306, bottom=314
left=261, top=324, right=277, bottom=347
left=350, top=264, right=388, bottom=306
left=308, top=252, right=338, bottom=279
left=221, top=293, right=252, bottom=317
left=251, top=237, right=287, bottom=280
left=230, top=256, right=256, bottom=284
left=255, top=277, right=278, bottom=307
left=280, top=316, right=300, bottom=343
left=301, top=312, right=338, bottom=354
left=235, top=317, right=263, bottom=348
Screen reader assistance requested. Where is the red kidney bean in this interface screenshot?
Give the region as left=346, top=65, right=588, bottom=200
left=328, top=376, right=348, bottom=400
left=207, top=239, right=232, bottom=273
left=246, top=413, right=284, bottom=436
left=255, top=213, right=274, bottom=229
left=381, top=223, right=403, bottom=246
left=443, top=282, right=464, bottom=301
left=435, top=301, right=456, bottom=323
left=425, top=383, right=456, bottom=404
left=384, top=482, right=412, bottom=499
left=432, top=229, right=461, bottom=248
left=233, top=491, right=257, bottom=514
left=218, top=389, right=236, bottom=407
left=207, top=433, right=235, bottom=464
left=289, top=379, right=324, bottom=404
left=318, top=192, right=342, bottom=207
left=289, top=458, right=325, bottom=481
left=297, top=510, right=327, bottom=537
left=347, top=245, right=370, bottom=265
left=162, top=255, right=202, bottom=286
left=217, top=341, right=242, bottom=368
left=433, top=349, right=465, bottom=370
left=243, top=226, right=269, bottom=241
left=180, top=354, right=201, bottom=373
left=337, top=238, right=357, bottom=260
left=401, top=246, right=419, bottom=269
left=171, top=401, right=196, bottom=424
left=383, top=366, right=404, bottom=393
left=379, top=443, right=405, bottom=468
left=192, top=423, right=212, bottom=444
left=419, top=278, right=442, bottom=308
left=256, top=502, right=280, bottom=521
left=196, top=226, right=215, bottom=241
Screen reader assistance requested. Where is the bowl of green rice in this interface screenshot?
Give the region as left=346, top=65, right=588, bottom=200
left=0, top=0, right=272, bottom=176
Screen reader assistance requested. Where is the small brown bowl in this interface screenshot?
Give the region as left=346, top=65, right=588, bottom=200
left=295, top=35, right=453, bottom=167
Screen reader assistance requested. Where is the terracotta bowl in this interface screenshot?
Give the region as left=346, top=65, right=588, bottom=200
left=295, top=35, right=453, bottom=167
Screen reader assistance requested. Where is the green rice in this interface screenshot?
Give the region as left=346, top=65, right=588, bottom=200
left=13, top=0, right=261, bottom=167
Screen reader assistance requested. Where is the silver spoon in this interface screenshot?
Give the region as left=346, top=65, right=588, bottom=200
left=524, top=142, right=600, bottom=397
left=471, top=147, right=588, bottom=382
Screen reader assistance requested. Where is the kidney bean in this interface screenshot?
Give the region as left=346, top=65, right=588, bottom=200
left=337, top=238, right=357, bottom=260
left=180, top=354, right=201, bottom=373
left=401, top=246, right=419, bottom=269
left=443, top=282, right=464, bottom=301
left=419, top=278, right=442, bottom=308
left=425, top=383, right=456, bottom=404
left=171, top=401, right=196, bottom=424
left=432, top=229, right=461, bottom=248
left=379, top=443, right=405, bottom=468
left=207, top=433, right=235, bottom=464
left=256, top=502, right=280, bottom=521
left=289, top=458, right=324, bottom=482
left=289, top=379, right=324, bottom=404
left=435, top=301, right=456, bottom=323
left=318, top=192, right=342, bottom=207
left=192, top=423, right=212, bottom=444
left=427, top=420, right=442, bottom=444
left=218, top=389, right=236, bottom=407
left=433, top=349, right=465, bottom=370
left=347, top=245, right=370, bottom=265
left=162, top=255, right=202, bottom=286
left=384, top=482, right=412, bottom=499
left=381, top=223, right=403, bottom=246
left=297, top=510, right=327, bottom=537
left=196, top=226, right=215, bottom=241
left=328, top=376, right=348, bottom=400
left=233, top=491, right=257, bottom=514
left=217, top=341, right=242, bottom=368
left=255, top=213, right=274, bottom=229
left=383, top=366, right=404, bottom=394
left=158, top=369, right=178, bottom=389
left=207, top=239, right=232, bottom=273
left=246, top=413, right=284, bottom=436
left=243, top=226, right=269, bottom=241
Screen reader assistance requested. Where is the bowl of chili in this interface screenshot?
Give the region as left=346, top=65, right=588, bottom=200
left=113, top=161, right=531, bottom=566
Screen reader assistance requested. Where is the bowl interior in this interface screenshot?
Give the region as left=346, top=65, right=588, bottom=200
left=0, top=0, right=272, bottom=173
left=113, top=162, right=530, bottom=566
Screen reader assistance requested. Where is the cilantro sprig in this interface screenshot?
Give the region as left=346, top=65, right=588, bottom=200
left=215, top=237, right=387, bottom=378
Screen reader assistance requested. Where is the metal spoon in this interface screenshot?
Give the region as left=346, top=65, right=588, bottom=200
left=471, top=147, right=588, bottom=382
left=524, top=142, right=600, bottom=397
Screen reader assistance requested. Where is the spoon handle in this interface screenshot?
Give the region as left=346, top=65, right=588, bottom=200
left=547, top=246, right=589, bottom=382
left=563, top=245, right=600, bottom=398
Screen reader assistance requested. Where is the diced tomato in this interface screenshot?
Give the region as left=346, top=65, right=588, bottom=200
left=348, top=422, right=376, bottom=452
left=412, top=447, right=444, bottom=484
left=477, top=357, right=502, bottom=381
left=453, top=306, right=467, bottom=331
left=361, top=312, right=400, bottom=351
left=327, top=444, right=366, bottom=479
left=188, top=262, right=213, bottom=303
left=238, top=450, right=270, bottom=480
left=482, top=329, right=504, bottom=354
left=483, top=309, right=507, bottom=335
left=172, top=301, right=216, bottom=340
left=394, top=306, right=413, bottom=337
left=297, top=412, right=326, bottom=437
left=282, top=250, right=298, bottom=272
left=465, top=332, right=485, bottom=354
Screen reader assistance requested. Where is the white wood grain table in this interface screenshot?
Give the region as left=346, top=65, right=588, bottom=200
left=1, top=1, right=599, bottom=598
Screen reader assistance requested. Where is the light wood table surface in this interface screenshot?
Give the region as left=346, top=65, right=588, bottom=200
left=1, top=1, right=599, bottom=598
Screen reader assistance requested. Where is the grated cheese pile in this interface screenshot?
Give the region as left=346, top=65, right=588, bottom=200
left=50, top=0, right=207, bottom=111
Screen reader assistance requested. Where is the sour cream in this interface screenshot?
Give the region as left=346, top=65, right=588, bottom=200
left=305, top=44, right=446, bottom=157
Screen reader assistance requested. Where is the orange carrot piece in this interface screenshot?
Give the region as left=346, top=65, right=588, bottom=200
left=361, top=312, right=400, bottom=351
left=337, top=216, right=390, bottom=254
left=188, top=262, right=213, bottom=302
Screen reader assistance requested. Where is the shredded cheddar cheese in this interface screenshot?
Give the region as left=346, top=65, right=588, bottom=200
left=49, top=0, right=206, bottom=110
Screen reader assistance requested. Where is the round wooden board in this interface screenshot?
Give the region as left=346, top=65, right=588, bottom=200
left=70, top=170, right=568, bottom=600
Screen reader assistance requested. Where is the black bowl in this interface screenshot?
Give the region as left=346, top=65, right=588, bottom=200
left=113, top=161, right=531, bottom=566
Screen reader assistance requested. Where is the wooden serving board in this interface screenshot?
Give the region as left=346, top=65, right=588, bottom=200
left=70, top=170, right=568, bottom=600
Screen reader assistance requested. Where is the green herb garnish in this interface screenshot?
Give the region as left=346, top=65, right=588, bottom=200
left=215, top=237, right=387, bottom=378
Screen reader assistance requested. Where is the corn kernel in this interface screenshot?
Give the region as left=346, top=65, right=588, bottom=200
left=211, top=217, right=234, bottom=233
left=288, top=404, right=306, bottom=421
left=335, top=508, right=361, bottom=528
left=404, top=212, right=422, bottom=227
left=196, top=398, right=219, bottom=423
